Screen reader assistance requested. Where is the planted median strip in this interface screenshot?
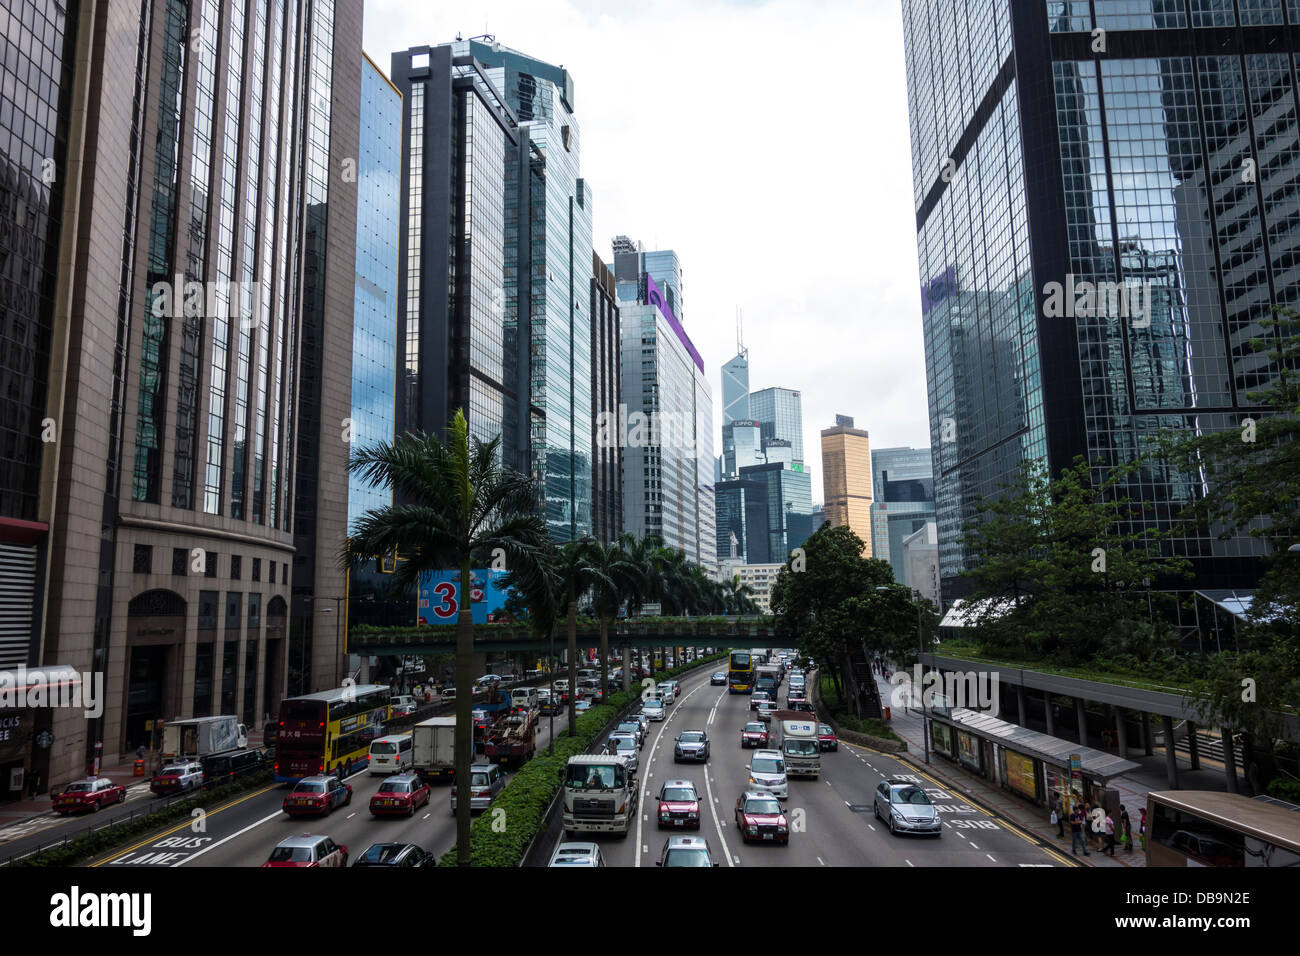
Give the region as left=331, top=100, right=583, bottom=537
left=437, top=651, right=728, bottom=866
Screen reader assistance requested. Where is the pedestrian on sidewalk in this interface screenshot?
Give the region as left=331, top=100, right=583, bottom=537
left=1069, top=805, right=1090, bottom=856
left=1049, top=794, right=1064, bottom=838
left=1103, top=810, right=1116, bottom=856
left=1120, top=805, right=1133, bottom=853
left=1139, top=806, right=1147, bottom=837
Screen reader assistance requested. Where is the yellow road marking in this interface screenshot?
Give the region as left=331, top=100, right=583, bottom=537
left=89, top=785, right=277, bottom=867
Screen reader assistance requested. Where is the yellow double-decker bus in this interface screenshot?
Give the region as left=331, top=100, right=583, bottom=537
left=274, top=685, right=391, bottom=782
left=1146, top=790, right=1300, bottom=867
left=728, top=651, right=755, bottom=694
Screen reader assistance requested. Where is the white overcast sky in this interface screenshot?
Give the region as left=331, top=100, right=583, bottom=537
left=363, top=0, right=927, bottom=505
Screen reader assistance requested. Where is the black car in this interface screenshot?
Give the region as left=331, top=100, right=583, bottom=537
left=201, top=748, right=265, bottom=788
left=710, top=672, right=726, bottom=686
left=351, top=842, right=437, bottom=867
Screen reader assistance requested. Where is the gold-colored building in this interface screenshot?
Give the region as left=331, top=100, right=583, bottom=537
left=820, top=416, right=873, bottom=556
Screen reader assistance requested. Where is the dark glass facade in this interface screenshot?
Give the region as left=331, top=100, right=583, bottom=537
left=904, top=1, right=1295, bottom=598
left=591, top=251, right=622, bottom=542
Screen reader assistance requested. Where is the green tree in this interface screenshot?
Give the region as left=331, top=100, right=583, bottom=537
left=344, top=412, right=548, bottom=866
left=1153, top=310, right=1300, bottom=786
left=770, top=524, right=917, bottom=713
left=960, top=456, right=1191, bottom=662
left=552, top=539, right=613, bottom=733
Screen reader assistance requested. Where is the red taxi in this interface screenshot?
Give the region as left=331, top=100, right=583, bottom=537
left=369, top=773, right=431, bottom=817
left=53, top=777, right=126, bottom=814
left=282, top=775, right=352, bottom=816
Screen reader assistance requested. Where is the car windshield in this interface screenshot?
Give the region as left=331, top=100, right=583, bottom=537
left=744, top=723, right=765, bottom=733
left=268, top=845, right=312, bottom=863
left=661, top=787, right=697, bottom=802
left=377, top=780, right=410, bottom=793
left=358, top=844, right=403, bottom=864
left=679, top=733, right=704, bottom=744
left=566, top=765, right=620, bottom=790
left=371, top=742, right=396, bottom=754
left=471, top=773, right=490, bottom=787
left=611, top=738, right=635, bottom=752
left=819, top=726, right=833, bottom=735
left=64, top=783, right=92, bottom=792
left=892, top=786, right=931, bottom=806
left=160, top=766, right=188, bottom=775
left=745, top=798, right=782, bottom=815
left=292, top=781, right=325, bottom=793
left=616, top=723, right=639, bottom=734
left=785, top=740, right=818, bottom=756
left=664, top=848, right=711, bottom=867
left=752, top=758, right=784, bottom=774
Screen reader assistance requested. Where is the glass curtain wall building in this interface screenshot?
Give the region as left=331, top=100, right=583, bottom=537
left=869, top=447, right=935, bottom=584
left=472, top=40, right=594, bottom=541
left=903, top=0, right=1293, bottom=597
left=749, top=387, right=804, bottom=462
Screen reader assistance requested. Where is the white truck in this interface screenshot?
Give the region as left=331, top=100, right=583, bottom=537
left=412, top=716, right=457, bottom=780
left=562, top=753, right=637, bottom=837
left=773, top=712, right=821, bottom=778
left=161, top=716, right=247, bottom=761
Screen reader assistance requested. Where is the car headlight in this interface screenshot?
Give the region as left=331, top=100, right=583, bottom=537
left=660, top=811, right=670, bottom=819
left=747, top=826, right=758, bottom=834
left=687, top=811, right=699, bottom=819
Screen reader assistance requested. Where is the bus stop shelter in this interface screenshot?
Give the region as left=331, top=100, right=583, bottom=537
left=928, top=707, right=1141, bottom=810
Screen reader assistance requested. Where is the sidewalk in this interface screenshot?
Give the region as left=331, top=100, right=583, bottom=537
left=871, top=672, right=1144, bottom=867
left=0, top=730, right=268, bottom=834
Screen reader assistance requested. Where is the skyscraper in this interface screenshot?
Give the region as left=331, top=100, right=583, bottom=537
left=820, top=417, right=873, bottom=555
left=390, top=44, right=529, bottom=470
left=591, top=251, right=622, bottom=543
left=749, top=387, right=804, bottom=462
left=618, top=242, right=714, bottom=568
left=13, top=0, right=364, bottom=791
left=903, top=2, right=1292, bottom=597
left=869, top=447, right=935, bottom=584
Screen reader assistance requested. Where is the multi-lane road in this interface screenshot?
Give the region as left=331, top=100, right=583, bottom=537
left=2, top=664, right=1073, bottom=868
left=574, top=665, right=1075, bottom=868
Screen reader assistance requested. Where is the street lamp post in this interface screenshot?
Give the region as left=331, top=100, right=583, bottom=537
left=319, top=595, right=344, bottom=687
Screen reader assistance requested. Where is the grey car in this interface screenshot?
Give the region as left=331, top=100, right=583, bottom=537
left=657, top=835, right=718, bottom=867
left=874, top=778, right=942, bottom=836
left=615, top=720, right=645, bottom=748
left=673, top=730, right=710, bottom=763
left=548, top=842, right=606, bottom=867
left=450, top=763, right=505, bottom=814
left=606, top=733, right=640, bottom=774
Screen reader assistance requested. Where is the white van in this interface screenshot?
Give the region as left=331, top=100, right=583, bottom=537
left=368, top=734, right=413, bottom=774
left=510, top=686, right=539, bottom=710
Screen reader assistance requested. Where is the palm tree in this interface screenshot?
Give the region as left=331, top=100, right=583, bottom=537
left=728, top=574, right=760, bottom=615
left=585, top=538, right=644, bottom=699
left=344, top=411, right=548, bottom=866
left=617, top=532, right=665, bottom=616
left=552, top=538, right=614, bottom=733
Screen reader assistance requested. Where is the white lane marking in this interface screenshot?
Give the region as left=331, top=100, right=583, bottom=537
left=346, top=812, right=356, bottom=819
left=866, top=824, right=876, bottom=831
left=905, top=859, right=914, bottom=867
left=642, top=844, right=648, bottom=853
left=635, top=675, right=711, bottom=868
left=817, top=856, right=826, bottom=866
left=987, top=853, right=996, bottom=862
left=422, top=813, right=431, bottom=820
left=969, top=842, right=979, bottom=850
left=701, top=752, right=734, bottom=867
left=175, top=808, right=284, bottom=866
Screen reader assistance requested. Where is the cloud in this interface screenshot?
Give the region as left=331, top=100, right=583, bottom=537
left=364, top=0, right=931, bottom=500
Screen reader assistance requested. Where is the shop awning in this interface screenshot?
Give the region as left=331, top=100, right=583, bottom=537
left=943, top=707, right=1141, bottom=781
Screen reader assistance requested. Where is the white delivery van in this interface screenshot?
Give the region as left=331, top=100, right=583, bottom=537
left=368, top=734, right=413, bottom=774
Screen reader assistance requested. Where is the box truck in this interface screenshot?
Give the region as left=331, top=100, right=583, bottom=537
left=161, top=716, right=247, bottom=761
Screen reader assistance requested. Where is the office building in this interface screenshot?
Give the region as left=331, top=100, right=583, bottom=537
left=717, top=560, right=785, bottom=614
left=750, top=386, right=804, bottom=463
left=393, top=39, right=594, bottom=540
left=820, top=416, right=873, bottom=555
left=738, top=462, right=813, bottom=564
left=618, top=242, right=714, bottom=568
left=346, top=55, right=405, bottom=638
left=591, top=252, right=622, bottom=542
left=903, top=521, right=941, bottom=607
left=903, top=2, right=1291, bottom=597
left=869, top=447, right=935, bottom=583
left=9, top=0, right=364, bottom=792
